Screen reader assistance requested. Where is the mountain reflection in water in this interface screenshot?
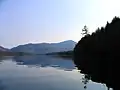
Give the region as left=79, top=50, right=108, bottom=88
left=13, top=55, right=75, bottom=71
left=0, top=55, right=107, bottom=90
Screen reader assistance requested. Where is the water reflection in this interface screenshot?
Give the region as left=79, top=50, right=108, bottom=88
left=13, top=55, right=75, bottom=71
left=0, top=80, right=5, bottom=90
left=0, top=56, right=107, bottom=90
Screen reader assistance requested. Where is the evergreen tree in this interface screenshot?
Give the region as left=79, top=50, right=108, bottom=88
left=81, top=25, right=89, bottom=37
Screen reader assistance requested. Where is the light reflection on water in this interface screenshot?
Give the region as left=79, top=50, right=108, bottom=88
left=0, top=55, right=107, bottom=90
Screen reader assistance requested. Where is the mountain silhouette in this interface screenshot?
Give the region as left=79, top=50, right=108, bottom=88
left=0, top=46, right=9, bottom=52
left=11, top=40, right=76, bottom=54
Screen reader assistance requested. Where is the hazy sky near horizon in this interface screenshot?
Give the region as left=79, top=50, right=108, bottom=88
left=0, top=0, right=120, bottom=48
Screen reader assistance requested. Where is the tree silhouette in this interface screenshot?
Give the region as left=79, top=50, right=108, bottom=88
left=73, top=16, right=120, bottom=90
left=81, top=25, right=89, bottom=37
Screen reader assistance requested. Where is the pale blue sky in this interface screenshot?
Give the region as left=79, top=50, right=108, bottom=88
left=0, top=0, right=120, bottom=48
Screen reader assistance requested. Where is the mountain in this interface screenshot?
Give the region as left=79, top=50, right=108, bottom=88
left=11, top=40, right=76, bottom=54
left=0, top=46, right=9, bottom=52
left=0, top=46, right=13, bottom=56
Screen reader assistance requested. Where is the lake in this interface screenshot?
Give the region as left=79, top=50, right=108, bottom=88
left=0, top=55, right=107, bottom=90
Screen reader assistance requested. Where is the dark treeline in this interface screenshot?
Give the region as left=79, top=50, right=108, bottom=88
left=73, top=16, right=120, bottom=90
left=46, top=51, right=73, bottom=58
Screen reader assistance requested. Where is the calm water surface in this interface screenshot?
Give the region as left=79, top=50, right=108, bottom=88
left=0, top=55, right=107, bottom=90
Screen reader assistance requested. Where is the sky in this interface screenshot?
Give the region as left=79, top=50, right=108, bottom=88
left=0, top=0, right=120, bottom=48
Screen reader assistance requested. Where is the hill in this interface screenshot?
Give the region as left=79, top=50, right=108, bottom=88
left=0, top=46, right=9, bottom=52
left=11, top=40, right=76, bottom=54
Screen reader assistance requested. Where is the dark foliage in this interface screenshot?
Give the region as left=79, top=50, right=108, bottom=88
left=73, top=16, right=120, bottom=90
left=46, top=51, right=73, bottom=58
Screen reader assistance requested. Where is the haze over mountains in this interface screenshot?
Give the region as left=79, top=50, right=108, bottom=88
left=0, top=40, right=76, bottom=54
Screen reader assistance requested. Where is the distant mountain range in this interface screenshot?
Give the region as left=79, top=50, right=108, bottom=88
left=0, top=46, right=14, bottom=56
left=0, top=46, right=9, bottom=52
left=10, top=40, right=76, bottom=54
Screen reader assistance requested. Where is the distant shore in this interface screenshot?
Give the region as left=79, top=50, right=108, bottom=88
left=46, top=51, right=73, bottom=59
left=0, top=51, right=32, bottom=57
